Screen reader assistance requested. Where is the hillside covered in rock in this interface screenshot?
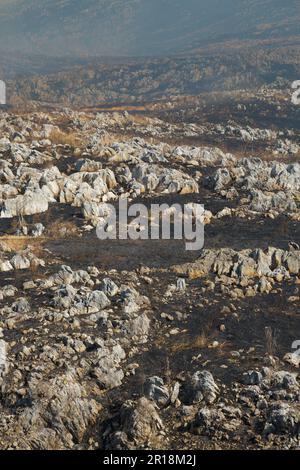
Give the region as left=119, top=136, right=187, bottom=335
left=0, top=86, right=300, bottom=450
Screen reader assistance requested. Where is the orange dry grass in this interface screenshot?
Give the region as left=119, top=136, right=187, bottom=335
left=0, top=236, right=33, bottom=252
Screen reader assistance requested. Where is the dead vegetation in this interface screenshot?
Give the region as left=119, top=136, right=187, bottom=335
left=168, top=332, right=209, bottom=354
left=49, top=128, right=80, bottom=147
left=0, top=236, right=32, bottom=252
left=265, top=326, right=278, bottom=357
left=46, top=219, right=79, bottom=238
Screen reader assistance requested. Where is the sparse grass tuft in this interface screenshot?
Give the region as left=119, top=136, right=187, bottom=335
left=265, top=326, right=277, bottom=357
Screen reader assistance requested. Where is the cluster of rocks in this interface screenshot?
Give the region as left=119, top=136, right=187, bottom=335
left=173, top=245, right=300, bottom=299
left=104, top=365, right=300, bottom=450
left=0, top=110, right=299, bottom=226
left=177, top=246, right=300, bottom=279
left=188, top=367, right=300, bottom=447
left=0, top=123, right=203, bottom=223
left=206, top=158, right=300, bottom=215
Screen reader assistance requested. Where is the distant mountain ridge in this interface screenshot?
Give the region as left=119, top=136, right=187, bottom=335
left=0, top=0, right=299, bottom=57
left=7, top=45, right=300, bottom=108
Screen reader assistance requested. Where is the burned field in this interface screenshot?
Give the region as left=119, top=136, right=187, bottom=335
left=0, top=88, right=300, bottom=450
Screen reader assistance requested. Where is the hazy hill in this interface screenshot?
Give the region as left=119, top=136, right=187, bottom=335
left=0, top=0, right=299, bottom=58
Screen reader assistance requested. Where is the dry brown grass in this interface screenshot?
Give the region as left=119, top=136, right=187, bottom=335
left=99, top=132, right=127, bottom=147
left=49, top=129, right=80, bottom=147
left=81, top=105, right=149, bottom=113
left=265, top=326, right=277, bottom=357
left=131, top=114, right=150, bottom=125
left=1, top=219, right=78, bottom=255
left=0, top=236, right=32, bottom=252
left=169, top=332, right=209, bottom=353
left=0, top=236, right=47, bottom=268
left=47, top=219, right=78, bottom=238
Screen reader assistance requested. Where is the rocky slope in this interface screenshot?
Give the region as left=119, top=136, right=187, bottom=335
left=6, top=46, right=300, bottom=108
left=0, top=87, right=300, bottom=449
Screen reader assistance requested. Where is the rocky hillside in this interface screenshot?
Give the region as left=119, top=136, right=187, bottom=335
left=0, top=87, right=300, bottom=450
left=7, top=46, right=300, bottom=108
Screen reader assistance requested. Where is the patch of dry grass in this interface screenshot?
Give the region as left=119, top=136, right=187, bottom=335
left=99, top=132, right=129, bottom=147
left=169, top=332, right=209, bottom=353
left=0, top=236, right=47, bottom=267
left=131, top=114, right=150, bottom=125
left=0, top=236, right=32, bottom=252
left=49, top=129, right=80, bottom=147
left=46, top=220, right=78, bottom=238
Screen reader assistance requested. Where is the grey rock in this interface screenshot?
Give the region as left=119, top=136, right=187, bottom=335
left=144, top=376, right=170, bottom=407
left=101, top=278, right=119, bottom=297
left=181, top=370, right=220, bottom=405
left=31, top=223, right=45, bottom=237
left=105, top=397, right=164, bottom=450
left=85, top=290, right=111, bottom=313
left=243, top=370, right=263, bottom=386
left=264, top=403, right=300, bottom=436
left=12, top=297, right=30, bottom=313
left=272, top=371, right=299, bottom=391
